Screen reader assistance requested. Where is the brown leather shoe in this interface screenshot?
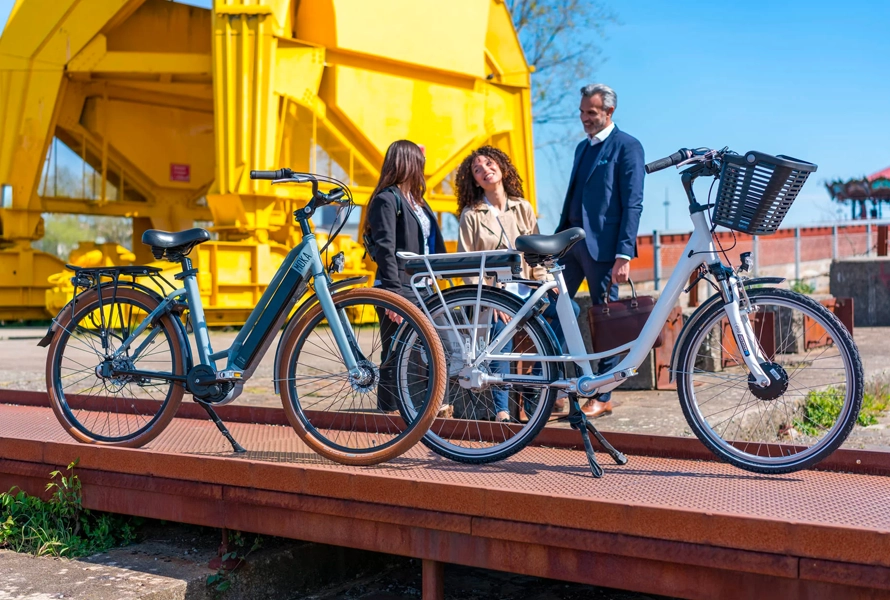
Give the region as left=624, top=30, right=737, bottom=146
left=581, top=399, right=613, bottom=419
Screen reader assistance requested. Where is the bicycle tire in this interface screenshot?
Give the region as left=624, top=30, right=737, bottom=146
left=46, top=286, right=186, bottom=447
left=676, top=287, right=863, bottom=474
left=278, top=287, right=446, bottom=465
left=398, top=286, right=561, bottom=464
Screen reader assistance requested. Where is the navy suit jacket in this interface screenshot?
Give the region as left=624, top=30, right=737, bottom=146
left=556, top=126, right=645, bottom=261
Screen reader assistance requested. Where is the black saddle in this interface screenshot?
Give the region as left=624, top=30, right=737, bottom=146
left=142, top=228, right=211, bottom=261
left=515, top=227, right=585, bottom=265
left=402, top=252, right=522, bottom=277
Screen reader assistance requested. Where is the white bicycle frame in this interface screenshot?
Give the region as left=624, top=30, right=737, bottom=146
left=399, top=207, right=771, bottom=397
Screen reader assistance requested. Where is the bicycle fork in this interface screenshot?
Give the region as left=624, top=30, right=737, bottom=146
left=719, top=277, right=770, bottom=387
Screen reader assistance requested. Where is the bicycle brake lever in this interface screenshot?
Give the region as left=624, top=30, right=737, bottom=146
left=272, top=175, right=313, bottom=185
left=676, top=149, right=718, bottom=169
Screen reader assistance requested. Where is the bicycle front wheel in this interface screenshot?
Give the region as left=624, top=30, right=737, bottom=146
left=676, top=287, right=863, bottom=473
left=278, top=287, right=446, bottom=465
left=46, top=286, right=186, bottom=447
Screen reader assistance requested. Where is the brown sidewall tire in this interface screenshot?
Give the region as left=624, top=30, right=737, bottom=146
left=46, top=287, right=186, bottom=448
left=278, top=287, right=445, bottom=465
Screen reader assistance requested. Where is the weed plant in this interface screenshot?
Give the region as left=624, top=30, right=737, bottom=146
left=795, top=374, right=889, bottom=436
left=789, top=279, right=816, bottom=295
left=207, top=530, right=263, bottom=592
left=0, top=459, right=139, bottom=557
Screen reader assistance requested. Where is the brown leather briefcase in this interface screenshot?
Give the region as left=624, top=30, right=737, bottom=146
left=588, top=280, right=664, bottom=352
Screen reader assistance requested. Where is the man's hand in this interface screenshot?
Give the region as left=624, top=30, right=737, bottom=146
left=612, top=257, right=631, bottom=284
left=384, top=309, right=403, bottom=325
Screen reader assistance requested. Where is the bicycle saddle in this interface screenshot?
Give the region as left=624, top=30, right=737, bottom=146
left=142, top=228, right=211, bottom=261
left=515, top=227, right=585, bottom=258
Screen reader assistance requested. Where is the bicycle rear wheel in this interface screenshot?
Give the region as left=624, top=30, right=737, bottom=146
left=278, top=287, right=446, bottom=465
left=398, top=286, right=561, bottom=464
left=676, top=287, right=863, bottom=473
left=46, top=286, right=186, bottom=447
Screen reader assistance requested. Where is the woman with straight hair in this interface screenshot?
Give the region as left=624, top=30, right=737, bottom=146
left=365, top=140, right=447, bottom=414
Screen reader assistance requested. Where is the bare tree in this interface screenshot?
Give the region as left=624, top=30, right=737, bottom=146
left=508, top=0, right=616, bottom=138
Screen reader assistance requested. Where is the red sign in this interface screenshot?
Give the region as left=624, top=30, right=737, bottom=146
left=170, top=163, right=190, bottom=182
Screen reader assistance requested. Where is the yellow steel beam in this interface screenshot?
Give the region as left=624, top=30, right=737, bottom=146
left=0, top=0, right=147, bottom=233
left=1, top=0, right=536, bottom=323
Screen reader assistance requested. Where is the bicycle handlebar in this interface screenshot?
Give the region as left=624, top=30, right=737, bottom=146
left=250, top=168, right=294, bottom=180
left=644, top=149, right=693, bottom=174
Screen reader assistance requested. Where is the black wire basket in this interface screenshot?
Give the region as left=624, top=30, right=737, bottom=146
left=712, top=151, right=817, bottom=235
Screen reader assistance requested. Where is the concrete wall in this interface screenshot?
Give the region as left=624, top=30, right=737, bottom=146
left=830, top=257, right=890, bottom=326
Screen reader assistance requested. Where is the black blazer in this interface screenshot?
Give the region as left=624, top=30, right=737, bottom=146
left=366, top=187, right=446, bottom=297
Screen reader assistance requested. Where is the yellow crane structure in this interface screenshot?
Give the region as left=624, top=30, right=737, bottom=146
left=0, top=0, right=535, bottom=324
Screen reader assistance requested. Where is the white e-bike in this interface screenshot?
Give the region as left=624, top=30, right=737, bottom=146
left=397, top=147, right=861, bottom=477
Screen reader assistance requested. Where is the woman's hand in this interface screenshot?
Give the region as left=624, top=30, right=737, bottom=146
left=494, top=310, right=512, bottom=324
left=385, top=309, right=404, bottom=324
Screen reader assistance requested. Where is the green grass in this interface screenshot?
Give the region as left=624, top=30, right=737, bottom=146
left=795, top=378, right=889, bottom=436
left=0, top=459, right=140, bottom=557
left=789, top=279, right=816, bottom=295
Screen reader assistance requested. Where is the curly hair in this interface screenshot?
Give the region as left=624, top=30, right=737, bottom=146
left=454, top=146, right=524, bottom=214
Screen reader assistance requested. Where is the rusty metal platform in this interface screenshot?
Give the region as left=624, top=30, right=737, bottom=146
left=0, top=395, right=888, bottom=599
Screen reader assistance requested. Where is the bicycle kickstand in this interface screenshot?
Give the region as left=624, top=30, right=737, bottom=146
left=197, top=400, right=247, bottom=453
left=566, top=395, right=628, bottom=478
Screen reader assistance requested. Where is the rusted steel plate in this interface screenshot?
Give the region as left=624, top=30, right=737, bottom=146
left=1, top=391, right=888, bottom=477
left=800, top=558, right=890, bottom=592
left=3, top=457, right=877, bottom=600
left=0, top=405, right=889, bottom=574
left=803, top=297, right=855, bottom=350
left=2, top=455, right=885, bottom=599
left=833, top=297, right=855, bottom=334
left=655, top=305, right=683, bottom=389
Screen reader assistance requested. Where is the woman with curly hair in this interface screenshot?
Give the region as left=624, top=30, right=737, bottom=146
left=455, top=146, right=576, bottom=422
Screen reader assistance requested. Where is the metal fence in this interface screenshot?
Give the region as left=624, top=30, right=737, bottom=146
left=631, top=221, right=890, bottom=288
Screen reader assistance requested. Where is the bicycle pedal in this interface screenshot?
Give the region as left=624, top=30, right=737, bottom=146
left=215, top=369, right=243, bottom=382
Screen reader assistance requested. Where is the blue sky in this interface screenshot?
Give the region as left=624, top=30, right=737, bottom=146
left=2, top=0, right=886, bottom=233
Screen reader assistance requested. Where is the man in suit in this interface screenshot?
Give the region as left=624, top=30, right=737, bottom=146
left=556, top=83, right=645, bottom=419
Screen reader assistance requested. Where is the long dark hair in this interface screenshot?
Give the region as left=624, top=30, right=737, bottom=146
left=370, top=140, right=427, bottom=208
left=454, top=146, right=524, bottom=214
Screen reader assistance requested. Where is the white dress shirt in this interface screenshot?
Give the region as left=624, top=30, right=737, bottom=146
left=581, top=121, right=631, bottom=262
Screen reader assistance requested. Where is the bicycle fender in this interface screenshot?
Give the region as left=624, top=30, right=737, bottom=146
left=36, top=281, right=165, bottom=348
left=272, top=276, right=368, bottom=393
left=669, top=276, right=785, bottom=382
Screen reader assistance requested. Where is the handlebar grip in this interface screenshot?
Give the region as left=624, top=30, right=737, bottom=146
left=645, top=149, right=691, bottom=174
left=327, top=187, right=345, bottom=202
left=250, top=168, right=292, bottom=180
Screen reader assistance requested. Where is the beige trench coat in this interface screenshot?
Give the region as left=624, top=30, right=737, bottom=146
left=457, top=197, right=550, bottom=282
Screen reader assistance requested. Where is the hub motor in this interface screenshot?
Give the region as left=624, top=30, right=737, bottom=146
left=748, top=362, right=789, bottom=401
